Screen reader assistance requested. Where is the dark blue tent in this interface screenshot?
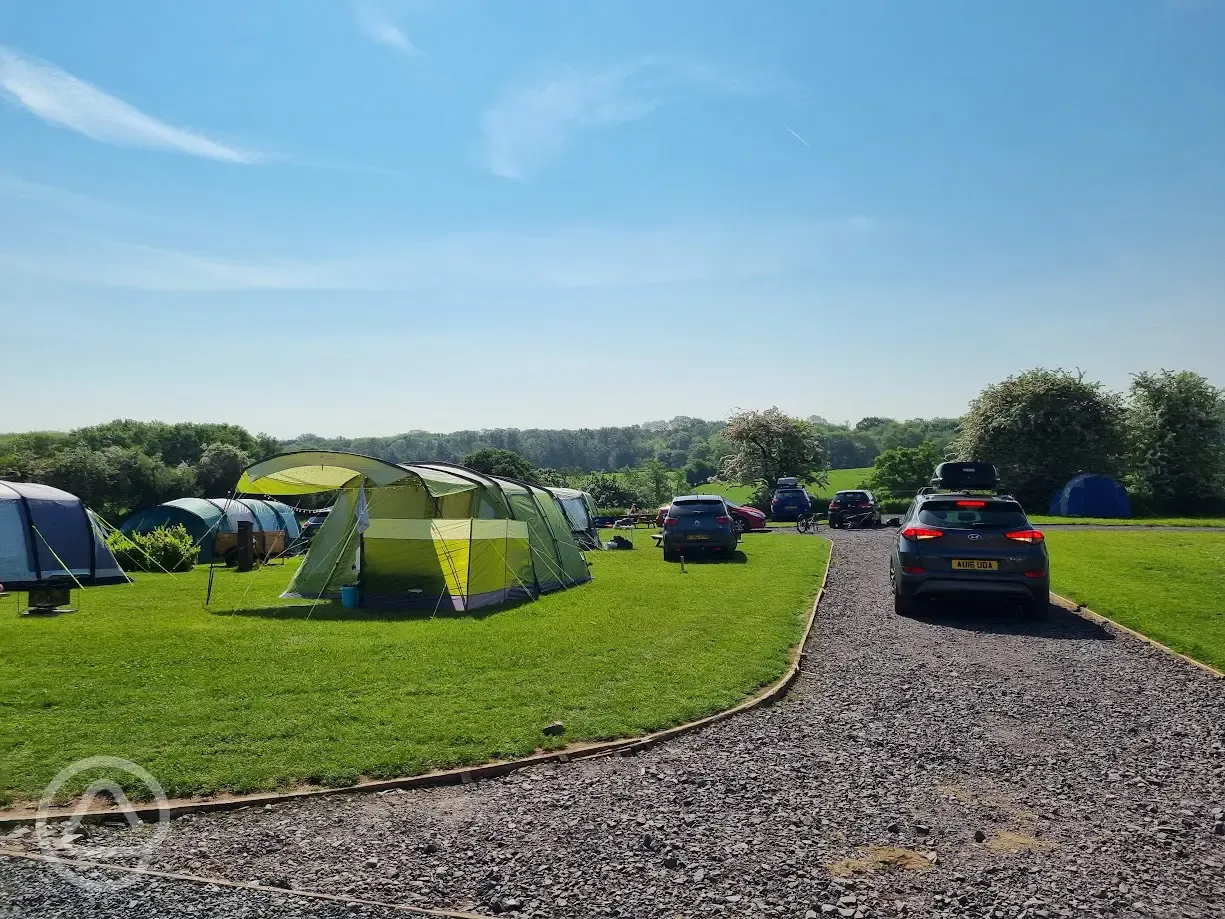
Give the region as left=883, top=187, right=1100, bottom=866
left=0, top=481, right=129, bottom=589
left=1048, top=474, right=1131, bottom=518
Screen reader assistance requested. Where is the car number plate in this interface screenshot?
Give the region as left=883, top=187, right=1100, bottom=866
left=952, top=559, right=998, bottom=570
left=687, top=534, right=710, bottom=541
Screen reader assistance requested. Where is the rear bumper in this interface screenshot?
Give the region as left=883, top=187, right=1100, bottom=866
left=663, top=534, right=738, bottom=552
left=898, top=571, right=1049, bottom=602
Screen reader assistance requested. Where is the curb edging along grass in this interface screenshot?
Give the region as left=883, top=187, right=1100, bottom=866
left=0, top=539, right=834, bottom=829
left=1052, top=592, right=1224, bottom=680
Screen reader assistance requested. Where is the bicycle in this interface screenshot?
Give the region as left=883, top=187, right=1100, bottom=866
left=796, top=512, right=820, bottom=534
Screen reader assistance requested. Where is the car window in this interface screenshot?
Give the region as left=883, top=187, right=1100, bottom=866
left=774, top=489, right=806, bottom=499
left=834, top=491, right=869, bottom=503
left=670, top=499, right=726, bottom=516
left=918, top=501, right=1028, bottom=528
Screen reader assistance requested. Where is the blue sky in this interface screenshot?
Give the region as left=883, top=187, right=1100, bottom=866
left=1, top=0, right=1222, bottom=437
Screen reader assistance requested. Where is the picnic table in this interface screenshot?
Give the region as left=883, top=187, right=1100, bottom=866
left=614, top=513, right=657, bottom=529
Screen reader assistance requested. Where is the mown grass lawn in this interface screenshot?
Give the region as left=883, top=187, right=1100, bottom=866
left=0, top=534, right=829, bottom=806
left=1046, top=530, right=1225, bottom=672
left=1030, top=515, right=1225, bottom=527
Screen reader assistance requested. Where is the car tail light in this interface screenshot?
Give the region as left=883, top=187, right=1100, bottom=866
left=1006, top=529, right=1045, bottom=543
left=715, top=516, right=731, bottom=524
left=856, top=502, right=871, bottom=507
left=664, top=517, right=679, bottom=527
left=901, top=526, right=943, bottom=540
left=1023, top=569, right=1047, bottom=578
left=830, top=501, right=841, bottom=508
left=902, top=565, right=924, bottom=575
left=956, top=500, right=986, bottom=508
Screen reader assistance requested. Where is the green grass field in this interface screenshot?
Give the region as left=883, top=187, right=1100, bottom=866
left=1046, top=530, right=1225, bottom=672
left=0, top=536, right=829, bottom=806
left=1031, top=515, right=1225, bottom=527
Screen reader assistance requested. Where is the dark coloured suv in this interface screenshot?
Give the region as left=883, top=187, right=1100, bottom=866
left=889, top=492, right=1049, bottom=615
left=828, top=490, right=882, bottom=528
left=770, top=487, right=811, bottom=521
left=662, top=495, right=740, bottom=561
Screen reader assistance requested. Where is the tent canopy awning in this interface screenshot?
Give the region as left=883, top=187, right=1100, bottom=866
left=237, top=451, right=477, bottom=498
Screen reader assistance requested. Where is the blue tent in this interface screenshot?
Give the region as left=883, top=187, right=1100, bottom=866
left=1048, top=474, right=1131, bottom=518
left=120, top=498, right=300, bottom=563
left=0, top=481, right=128, bottom=590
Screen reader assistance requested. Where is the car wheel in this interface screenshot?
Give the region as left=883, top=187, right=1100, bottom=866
left=893, top=585, right=915, bottom=616
left=663, top=548, right=678, bottom=562
left=734, top=518, right=748, bottom=533
left=1024, top=592, right=1049, bottom=618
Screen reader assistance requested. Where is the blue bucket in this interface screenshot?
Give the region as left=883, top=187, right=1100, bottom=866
left=339, top=585, right=361, bottom=609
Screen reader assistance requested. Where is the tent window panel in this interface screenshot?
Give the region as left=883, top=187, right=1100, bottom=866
left=0, top=502, right=34, bottom=582
left=28, top=498, right=91, bottom=574
left=560, top=497, right=591, bottom=530
left=436, top=491, right=475, bottom=519
left=369, top=482, right=432, bottom=519
left=475, top=493, right=502, bottom=519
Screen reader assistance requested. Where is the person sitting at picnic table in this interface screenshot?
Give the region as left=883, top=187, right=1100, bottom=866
left=629, top=503, right=640, bottom=516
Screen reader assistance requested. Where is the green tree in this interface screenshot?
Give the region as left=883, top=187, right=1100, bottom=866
left=195, top=442, right=252, bottom=496
left=683, top=458, right=718, bottom=486
left=722, top=408, right=828, bottom=507
left=634, top=457, right=674, bottom=504
left=38, top=446, right=195, bottom=520
left=532, top=467, right=569, bottom=488
left=1125, top=370, right=1225, bottom=513
left=461, top=447, right=536, bottom=482
left=870, top=441, right=942, bottom=497
left=581, top=472, right=639, bottom=510
left=951, top=368, right=1124, bottom=509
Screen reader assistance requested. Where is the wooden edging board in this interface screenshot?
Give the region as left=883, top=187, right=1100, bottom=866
left=1051, top=592, right=1223, bottom=680
left=0, top=538, right=835, bottom=828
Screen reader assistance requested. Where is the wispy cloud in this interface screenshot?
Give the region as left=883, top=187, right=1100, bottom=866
left=784, top=125, right=810, bottom=147
left=0, top=219, right=873, bottom=292
left=0, top=46, right=261, bottom=163
left=353, top=0, right=421, bottom=55
left=481, top=58, right=780, bottom=180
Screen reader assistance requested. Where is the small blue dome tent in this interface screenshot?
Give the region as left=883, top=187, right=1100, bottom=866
left=0, top=481, right=128, bottom=589
left=120, top=498, right=300, bottom=563
left=1048, top=474, right=1131, bottom=518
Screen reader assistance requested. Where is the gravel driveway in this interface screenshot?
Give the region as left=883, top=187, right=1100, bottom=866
left=4, top=529, right=1224, bottom=918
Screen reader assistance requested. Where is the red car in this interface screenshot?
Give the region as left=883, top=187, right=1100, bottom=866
left=659, top=500, right=765, bottom=532
left=725, top=501, right=768, bottom=532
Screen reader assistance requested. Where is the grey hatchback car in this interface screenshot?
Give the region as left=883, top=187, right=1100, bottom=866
left=889, top=493, right=1049, bottom=615
left=662, top=495, right=740, bottom=561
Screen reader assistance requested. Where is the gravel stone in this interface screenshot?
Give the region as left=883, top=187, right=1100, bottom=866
left=4, top=529, right=1224, bottom=917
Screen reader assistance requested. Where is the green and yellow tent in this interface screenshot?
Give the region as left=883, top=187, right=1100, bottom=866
left=236, top=451, right=591, bottom=611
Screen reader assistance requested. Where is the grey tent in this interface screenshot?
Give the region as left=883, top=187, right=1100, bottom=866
left=0, top=481, right=128, bottom=590
left=547, top=487, right=601, bottom=550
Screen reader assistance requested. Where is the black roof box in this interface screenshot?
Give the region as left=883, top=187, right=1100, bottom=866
left=931, top=462, right=999, bottom=491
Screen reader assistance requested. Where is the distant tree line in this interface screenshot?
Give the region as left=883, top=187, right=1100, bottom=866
left=4, top=368, right=1218, bottom=521
left=282, top=417, right=731, bottom=474
left=0, top=421, right=280, bottom=522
